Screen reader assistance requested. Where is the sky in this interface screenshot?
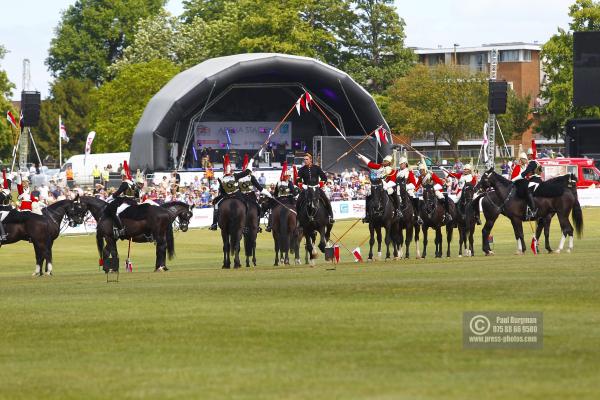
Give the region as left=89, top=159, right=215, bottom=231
left=0, top=0, right=575, bottom=100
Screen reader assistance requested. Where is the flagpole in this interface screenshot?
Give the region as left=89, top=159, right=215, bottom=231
left=59, top=115, right=62, bottom=167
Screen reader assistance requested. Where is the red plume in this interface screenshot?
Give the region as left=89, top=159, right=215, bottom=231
left=280, top=161, right=288, bottom=181
left=2, top=169, right=8, bottom=189
left=293, top=165, right=298, bottom=184
left=531, top=139, right=537, bottom=159
left=123, top=160, right=132, bottom=180
left=223, top=154, right=231, bottom=174
left=242, top=153, right=249, bottom=170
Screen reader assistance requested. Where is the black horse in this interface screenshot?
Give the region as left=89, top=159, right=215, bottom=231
left=1, top=199, right=86, bottom=275
left=456, top=183, right=478, bottom=257
left=217, top=197, right=247, bottom=269
left=475, top=169, right=583, bottom=255
left=297, top=185, right=332, bottom=266
left=391, top=178, right=415, bottom=259
left=366, top=183, right=398, bottom=261
left=243, top=196, right=260, bottom=268
left=271, top=197, right=301, bottom=266
left=161, top=201, right=194, bottom=233
left=419, top=184, right=455, bottom=258
left=95, top=201, right=175, bottom=271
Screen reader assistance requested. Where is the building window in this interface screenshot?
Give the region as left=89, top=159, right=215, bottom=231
left=522, top=50, right=532, bottom=61
left=427, top=54, right=444, bottom=66
left=499, top=50, right=519, bottom=62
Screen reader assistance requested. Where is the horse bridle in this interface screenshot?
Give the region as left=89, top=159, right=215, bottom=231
left=304, top=185, right=320, bottom=221
left=480, top=171, right=515, bottom=213
left=370, top=182, right=387, bottom=216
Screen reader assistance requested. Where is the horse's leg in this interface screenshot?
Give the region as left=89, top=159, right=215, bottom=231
left=398, top=228, right=405, bottom=259
left=406, top=223, right=413, bottom=259
left=510, top=219, right=525, bottom=255
left=384, top=224, right=392, bottom=260
left=446, top=224, right=453, bottom=258
left=481, top=213, right=498, bottom=255
left=422, top=226, right=428, bottom=259
left=414, top=223, right=420, bottom=259
left=32, top=243, right=43, bottom=277
left=468, top=222, right=475, bottom=257
left=376, top=226, right=383, bottom=259
left=556, top=212, right=574, bottom=253
left=435, top=227, right=442, bottom=258
left=46, top=240, right=54, bottom=276
left=233, top=228, right=243, bottom=268
left=273, top=231, right=279, bottom=266
left=221, top=229, right=230, bottom=269
left=368, top=224, right=375, bottom=261
left=305, top=232, right=316, bottom=266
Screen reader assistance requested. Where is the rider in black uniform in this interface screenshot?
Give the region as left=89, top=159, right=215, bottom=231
left=209, top=154, right=253, bottom=230
left=237, top=154, right=272, bottom=232
left=265, top=162, right=296, bottom=232
left=106, top=161, right=140, bottom=239
left=520, top=148, right=542, bottom=219
left=0, top=169, right=12, bottom=243
left=296, top=153, right=334, bottom=224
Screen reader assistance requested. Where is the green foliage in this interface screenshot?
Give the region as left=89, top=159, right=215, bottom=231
left=0, top=45, right=16, bottom=161
left=46, top=0, right=166, bottom=85
left=497, top=91, right=534, bottom=143
left=539, top=0, right=600, bottom=139
left=387, top=64, right=488, bottom=149
left=343, top=0, right=416, bottom=93
left=90, top=59, right=180, bottom=152
left=36, top=78, right=96, bottom=164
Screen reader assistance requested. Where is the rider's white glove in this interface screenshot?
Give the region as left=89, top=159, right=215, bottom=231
left=386, top=187, right=394, bottom=195
left=246, top=162, right=253, bottom=172
left=261, top=188, right=272, bottom=198
left=356, top=153, right=369, bottom=164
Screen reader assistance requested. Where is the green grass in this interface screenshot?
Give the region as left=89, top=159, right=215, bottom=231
left=1, top=209, right=599, bottom=399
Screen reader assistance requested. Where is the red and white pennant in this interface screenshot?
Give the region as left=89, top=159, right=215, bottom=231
left=295, top=91, right=313, bottom=115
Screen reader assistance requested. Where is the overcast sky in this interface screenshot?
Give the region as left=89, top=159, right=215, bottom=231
left=0, top=0, right=574, bottom=100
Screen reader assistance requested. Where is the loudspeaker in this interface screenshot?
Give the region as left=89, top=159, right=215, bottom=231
left=488, top=80, right=508, bottom=115
left=20, top=91, right=41, bottom=127
left=565, top=118, right=600, bottom=157
left=573, top=31, right=600, bottom=107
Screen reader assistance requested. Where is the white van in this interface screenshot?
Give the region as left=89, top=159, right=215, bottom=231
left=60, top=152, right=130, bottom=185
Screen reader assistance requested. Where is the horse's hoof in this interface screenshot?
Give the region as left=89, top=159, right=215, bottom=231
left=458, top=255, right=462, bottom=258
left=32, top=272, right=40, bottom=277
left=309, top=260, right=315, bottom=267
left=45, top=271, right=53, bottom=276
left=222, top=265, right=230, bottom=269
left=514, top=251, right=524, bottom=256
left=295, top=259, right=301, bottom=265
left=566, top=249, right=572, bottom=253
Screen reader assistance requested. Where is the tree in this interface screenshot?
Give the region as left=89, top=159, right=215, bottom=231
left=89, top=59, right=180, bottom=152
left=0, top=45, right=16, bottom=161
left=539, top=0, right=600, bottom=139
left=36, top=78, right=96, bottom=164
left=387, top=64, right=488, bottom=151
left=343, top=0, right=415, bottom=93
left=46, top=0, right=165, bottom=85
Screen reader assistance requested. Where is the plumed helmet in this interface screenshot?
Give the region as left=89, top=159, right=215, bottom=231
left=383, top=155, right=393, bottom=163
left=463, top=163, right=472, bottom=171
left=527, top=148, right=534, bottom=155
left=519, top=152, right=528, bottom=160
left=398, top=156, right=408, bottom=165
left=418, top=163, right=427, bottom=171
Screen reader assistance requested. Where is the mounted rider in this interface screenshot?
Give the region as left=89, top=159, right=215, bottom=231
left=510, top=149, right=529, bottom=181
left=209, top=154, right=255, bottom=230
left=296, top=152, right=334, bottom=224
left=0, top=169, right=12, bottom=243
left=395, top=156, right=420, bottom=222
left=265, top=161, right=297, bottom=232
left=106, top=161, right=140, bottom=239
left=415, top=161, right=453, bottom=222
left=16, top=172, right=41, bottom=214
left=357, top=153, right=402, bottom=222
left=514, top=146, right=542, bottom=219
left=237, top=154, right=272, bottom=232
left=446, top=163, right=481, bottom=224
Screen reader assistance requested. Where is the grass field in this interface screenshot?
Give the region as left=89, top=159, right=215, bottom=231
left=1, top=208, right=599, bottom=399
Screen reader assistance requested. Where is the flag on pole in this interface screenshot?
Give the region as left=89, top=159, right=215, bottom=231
left=375, top=126, right=389, bottom=146
left=530, top=236, right=538, bottom=255
left=59, top=116, right=69, bottom=142
left=295, top=92, right=313, bottom=115
left=334, top=245, right=340, bottom=263
left=483, top=122, right=489, bottom=163
left=84, top=131, right=96, bottom=164
left=352, top=247, right=363, bottom=262
left=6, top=111, right=17, bottom=128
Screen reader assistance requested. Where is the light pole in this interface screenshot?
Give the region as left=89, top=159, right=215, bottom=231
left=453, top=43, right=459, bottom=65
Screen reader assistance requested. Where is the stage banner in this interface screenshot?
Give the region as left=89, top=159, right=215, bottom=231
left=194, top=121, right=292, bottom=150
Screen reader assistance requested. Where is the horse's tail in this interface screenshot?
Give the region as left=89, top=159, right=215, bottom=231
left=96, top=231, right=104, bottom=261
left=279, top=205, right=290, bottom=254
left=166, top=223, right=175, bottom=260
left=572, top=198, right=584, bottom=239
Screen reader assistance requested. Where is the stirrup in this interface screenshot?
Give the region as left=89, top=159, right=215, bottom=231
left=265, top=225, right=272, bottom=232
left=209, top=223, right=218, bottom=231
left=328, top=216, right=335, bottom=224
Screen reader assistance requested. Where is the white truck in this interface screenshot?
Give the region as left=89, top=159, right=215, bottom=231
left=59, top=152, right=130, bottom=185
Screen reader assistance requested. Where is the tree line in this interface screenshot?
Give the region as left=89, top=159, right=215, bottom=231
left=1, top=0, right=599, bottom=163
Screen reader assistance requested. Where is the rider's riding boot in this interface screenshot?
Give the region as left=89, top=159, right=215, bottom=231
left=393, top=193, right=403, bottom=218
left=362, top=198, right=370, bottom=223
left=443, top=193, right=453, bottom=223
left=0, top=222, right=7, bottom=242
left=413, top=198, right=423, bottom=225
left=209, top=207, right=219, bottom=230
left=265, top=211, right=273, bottom=232
left=526, top=189, right=537, bottom=219
left=113, top=214, right=126, bottom=239
left=323, top=194, right=335, bottom=224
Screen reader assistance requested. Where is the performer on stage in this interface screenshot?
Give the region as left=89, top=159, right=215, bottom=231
left=296, top=153, right=334, bottom=224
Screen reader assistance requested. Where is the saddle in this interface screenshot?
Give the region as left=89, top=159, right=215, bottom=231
left=119, top=204, right=153, bottom=221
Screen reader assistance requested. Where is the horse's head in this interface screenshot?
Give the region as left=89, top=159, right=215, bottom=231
left=461, top=182, right=476, bottom=204
left=177, top=205, right=194, bottom=232
left=305, top=186, right=320, bottom=213
left=66, top=198, right=87, bottom=227
left=370, top=182, right=385, bottom=213
left=0, top=190, right=12, bottom=206
left=421, top=183, right=436, bottom=211
left=476, top=167, right=495, bottom=191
